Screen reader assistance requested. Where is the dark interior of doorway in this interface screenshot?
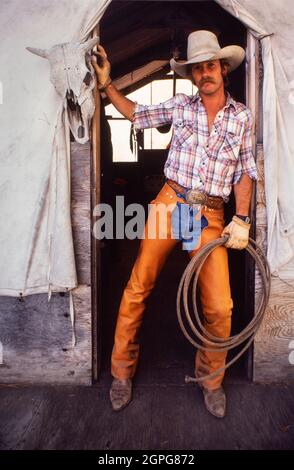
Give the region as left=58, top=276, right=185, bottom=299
left=98, top=1, right=254, bottom=385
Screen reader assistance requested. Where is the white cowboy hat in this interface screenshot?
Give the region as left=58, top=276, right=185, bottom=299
left=170, top=30, right=245, bottom=78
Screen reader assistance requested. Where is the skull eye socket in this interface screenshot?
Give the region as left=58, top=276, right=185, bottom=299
left=83, top=71, right=91, bottom=86
left=68, top=99, right=77, bottom=111
left=66, top=90, right=77, bottom=111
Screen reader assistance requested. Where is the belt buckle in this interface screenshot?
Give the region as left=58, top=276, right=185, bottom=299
left=186, top=189, right=207, bottom=206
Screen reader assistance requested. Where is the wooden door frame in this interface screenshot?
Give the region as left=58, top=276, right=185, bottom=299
left=244, top=31, right=261, bottom=380
left=90, top=11, right=261, bottom=383
left=91, top=25, right=101, bottom=383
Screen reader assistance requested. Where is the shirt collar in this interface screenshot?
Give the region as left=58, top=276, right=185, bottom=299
left=190, top=91, right=237, bottom=111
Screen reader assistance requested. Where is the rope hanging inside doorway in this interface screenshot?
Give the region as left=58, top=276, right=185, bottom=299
left=177, top=236, right=271, bottom=384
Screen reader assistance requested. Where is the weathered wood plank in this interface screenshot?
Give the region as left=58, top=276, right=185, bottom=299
left=71, top=141, right=91, bottom=286
left=0, top=286, right=91, bottom=385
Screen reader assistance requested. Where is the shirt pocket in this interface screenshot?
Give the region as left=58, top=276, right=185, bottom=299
left=219, top=131, right=242, bottom=162
left=212, top=134, right=240, bottom=188
left=173, top=119, right=194, bottom=149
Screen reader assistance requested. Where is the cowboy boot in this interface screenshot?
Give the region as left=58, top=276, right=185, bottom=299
left=202, top=386, right=226, bottom=418
left=110, top=378, right=132, bottom=411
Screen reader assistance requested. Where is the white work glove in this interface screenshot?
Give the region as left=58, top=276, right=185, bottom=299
left=91, top=44, right=112, bottom=90
left=221, top=215, right=250, bottom=250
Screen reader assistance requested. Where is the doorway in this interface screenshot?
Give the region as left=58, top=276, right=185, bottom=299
left=96, top=0, right=255, bottom=385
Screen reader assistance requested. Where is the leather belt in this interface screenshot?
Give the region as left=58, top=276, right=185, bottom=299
left=166, top=179, right=224, bottom=209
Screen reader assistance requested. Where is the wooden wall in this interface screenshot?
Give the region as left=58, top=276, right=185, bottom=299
left=254, top=144, right=294, bottom=382
left=0, top=142, right=93, bottom=385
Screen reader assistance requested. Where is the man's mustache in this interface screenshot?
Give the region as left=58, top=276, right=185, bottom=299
left=200, top=78, right=215, bottom=86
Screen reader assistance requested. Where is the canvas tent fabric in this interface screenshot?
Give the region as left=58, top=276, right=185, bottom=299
left=1, top=0, right=294, bottom=299
left=0, top=0, right=110, bottom=296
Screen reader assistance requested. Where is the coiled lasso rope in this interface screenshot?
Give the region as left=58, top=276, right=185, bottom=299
left=177, top=236, right=271, bottom=384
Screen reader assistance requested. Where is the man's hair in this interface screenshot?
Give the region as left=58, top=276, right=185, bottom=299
left=220, top=59, right=230, bottom=88
left=187, top=59, right=230, bottom=88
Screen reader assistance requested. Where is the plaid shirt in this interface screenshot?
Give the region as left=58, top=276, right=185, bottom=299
left=132, top=92, right=257, bottom=200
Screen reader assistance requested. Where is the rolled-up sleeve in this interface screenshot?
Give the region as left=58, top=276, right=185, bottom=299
left=233, top=110, right=258, bottom=184
left=132, top=95, right=177, bottom=130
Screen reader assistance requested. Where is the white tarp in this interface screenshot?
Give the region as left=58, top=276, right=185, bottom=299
left=217, top=0, right=294, bottom=275
left=0, top=0, right=110, bottom=296
left=1, top=0, right=294, bottom=298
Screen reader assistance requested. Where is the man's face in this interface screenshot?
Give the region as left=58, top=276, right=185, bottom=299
left=191, top=60, right=227, bottom=95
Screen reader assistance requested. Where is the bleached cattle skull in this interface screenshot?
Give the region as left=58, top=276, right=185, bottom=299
left=26, top=37, right=100, bottom=144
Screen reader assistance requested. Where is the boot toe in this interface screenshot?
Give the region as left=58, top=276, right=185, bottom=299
left=203, top=386, right=226, bottom=418
left=110, top=378, right=132, bottom=411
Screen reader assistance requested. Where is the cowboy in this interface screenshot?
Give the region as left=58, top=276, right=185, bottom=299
left=92, top=30, right=257, bottom=418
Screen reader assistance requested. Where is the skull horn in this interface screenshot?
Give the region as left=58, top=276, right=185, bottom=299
left=26, top=47, right=49, bottom=59
left=80, top=36, right=100, bottom=53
